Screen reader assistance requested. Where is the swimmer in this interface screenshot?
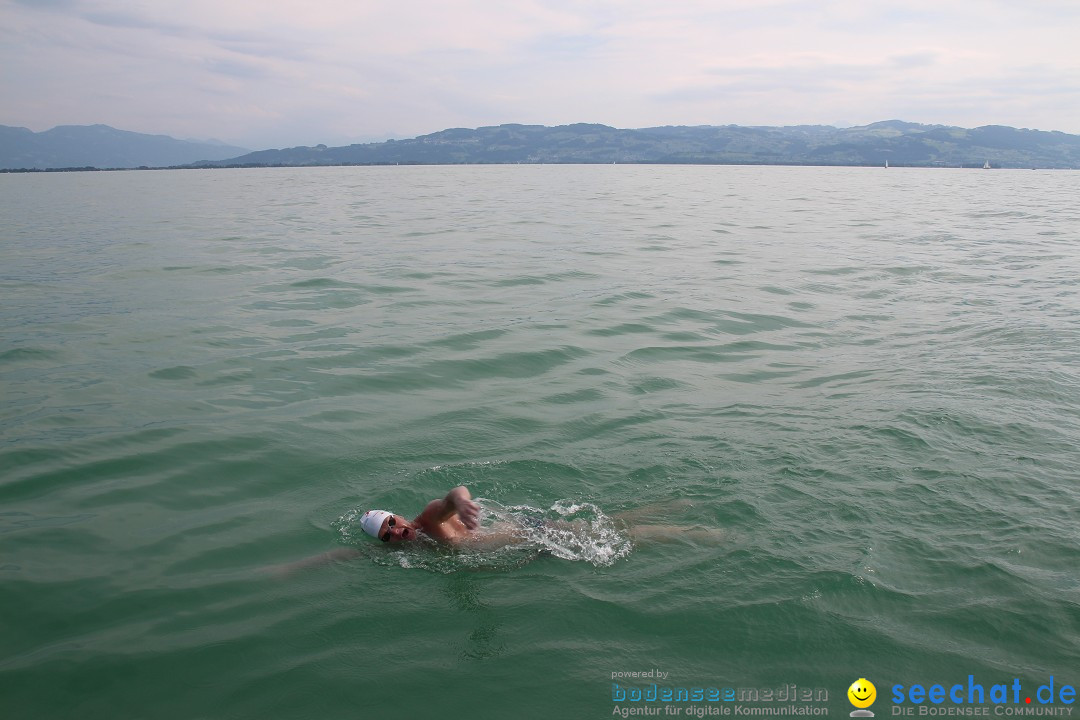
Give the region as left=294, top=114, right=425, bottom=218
left=265, top=486, right=725, bottom=576
left=362, top=485, right=481, bottom=544
left=361, top=486, right=542, bottom=550
left=357, top=487, right=712, bottom=547
left=264, top=486, right=484, bottom=576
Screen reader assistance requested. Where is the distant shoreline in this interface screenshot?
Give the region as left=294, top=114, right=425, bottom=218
left=5, top=121, right=1080, bottom=171
left=3, top=161, right=1071, bottom=173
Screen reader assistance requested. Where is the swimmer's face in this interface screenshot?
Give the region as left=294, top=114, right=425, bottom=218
left=380, top=514, right=416, bottom=543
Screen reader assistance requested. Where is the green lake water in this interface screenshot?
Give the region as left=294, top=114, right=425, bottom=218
left=2, top=165, right=1079, bottom=719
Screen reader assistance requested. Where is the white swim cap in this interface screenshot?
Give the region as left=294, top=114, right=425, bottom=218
left=360, top=510, right=393, bottom=538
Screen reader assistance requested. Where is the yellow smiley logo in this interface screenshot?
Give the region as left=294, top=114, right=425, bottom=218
left=848, top=678, right=877, bottom=709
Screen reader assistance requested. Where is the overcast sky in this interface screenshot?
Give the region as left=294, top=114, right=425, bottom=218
left=2, top=0, right=1078, bottom=150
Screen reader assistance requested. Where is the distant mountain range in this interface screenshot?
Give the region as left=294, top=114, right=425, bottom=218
left=0, top=124, right=248, bottom=170
left=4, top=121, right=1080, bottom=170
left=202, top=121, right=1080, bottom=169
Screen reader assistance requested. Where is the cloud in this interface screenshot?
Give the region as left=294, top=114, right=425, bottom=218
left=1, top=0, right=1078, bottom=147
left=81, top=9, right=185, bottom=32
left=10, top=0, right=76, bottom=8
left=205, top=58, right=269, bottom=80
left=890, top=53, right=939, bottom=70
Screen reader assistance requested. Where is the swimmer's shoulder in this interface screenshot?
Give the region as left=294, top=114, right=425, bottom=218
left=414, top=509, right=469, bottom=543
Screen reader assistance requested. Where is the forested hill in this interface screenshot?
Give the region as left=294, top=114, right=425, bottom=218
left=198, top=121, right=1080, bottom=169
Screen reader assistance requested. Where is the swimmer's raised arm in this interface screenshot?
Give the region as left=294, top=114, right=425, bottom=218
left=416, top=485, right=480, bottom=532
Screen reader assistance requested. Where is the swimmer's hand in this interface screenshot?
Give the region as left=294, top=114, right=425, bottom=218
left=450, top=486, right=481, bottom=530
left=417, top=485, right=482, bottom=534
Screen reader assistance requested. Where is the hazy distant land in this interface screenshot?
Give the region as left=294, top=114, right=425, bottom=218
left=4, top=120, right=1080, bottom=171
left=0, top=124, right=249, bottom=171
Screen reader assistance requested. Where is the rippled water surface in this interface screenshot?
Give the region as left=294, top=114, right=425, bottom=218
left=2, top=166, right=1079, bottom=718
